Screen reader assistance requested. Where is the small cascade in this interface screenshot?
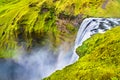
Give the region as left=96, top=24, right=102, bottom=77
left=71, top=18, right=120, bottom=63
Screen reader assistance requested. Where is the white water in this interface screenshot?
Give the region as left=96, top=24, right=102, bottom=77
left=71, top=18, right=120, bottom=63
left=0, top=18, right=120, bottom=80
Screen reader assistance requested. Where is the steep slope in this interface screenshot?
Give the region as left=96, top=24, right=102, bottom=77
left=44, top=26, right=120, bottom=80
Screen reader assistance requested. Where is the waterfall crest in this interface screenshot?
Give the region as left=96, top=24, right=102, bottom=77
left=71, top=18, right=120, bottom=63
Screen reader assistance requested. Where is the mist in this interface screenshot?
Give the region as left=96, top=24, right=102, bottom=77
left=0, top=42, right=74, bottom=80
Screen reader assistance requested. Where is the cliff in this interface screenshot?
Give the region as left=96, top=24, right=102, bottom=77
left=0, top=0, right=120, bottom=57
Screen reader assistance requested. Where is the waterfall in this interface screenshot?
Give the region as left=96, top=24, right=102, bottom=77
left=0, top=18, right=120, bottom=80
left=71, top=18, right=120, bottom=63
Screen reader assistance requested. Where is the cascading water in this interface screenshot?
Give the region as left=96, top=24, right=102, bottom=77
left=71, top=18, right=120, bottom=62
left=0, top=18, right=120, bottom=80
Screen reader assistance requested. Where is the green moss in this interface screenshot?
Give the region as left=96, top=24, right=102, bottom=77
left=0, top=48, right=17, bottom=58
left=44, top=26, right=120, bottom=80
left=0, top=0, right=120, bottom=58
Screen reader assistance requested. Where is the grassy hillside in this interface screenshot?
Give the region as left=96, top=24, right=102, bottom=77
left=44, top=26, right=120, bottom=80
left=0, top=0, right=120, bottom=58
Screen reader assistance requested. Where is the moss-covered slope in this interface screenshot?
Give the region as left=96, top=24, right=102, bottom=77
left=0, top=0, right=120, bottom=58
left=44, top=26, right=120, bottom=80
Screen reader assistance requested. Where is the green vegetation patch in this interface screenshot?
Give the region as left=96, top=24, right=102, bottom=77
left=0, top=0, right=120, bottom=58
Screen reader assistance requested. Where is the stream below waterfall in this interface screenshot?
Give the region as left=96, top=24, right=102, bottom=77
left=0, top=18, right=120, bottom=80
